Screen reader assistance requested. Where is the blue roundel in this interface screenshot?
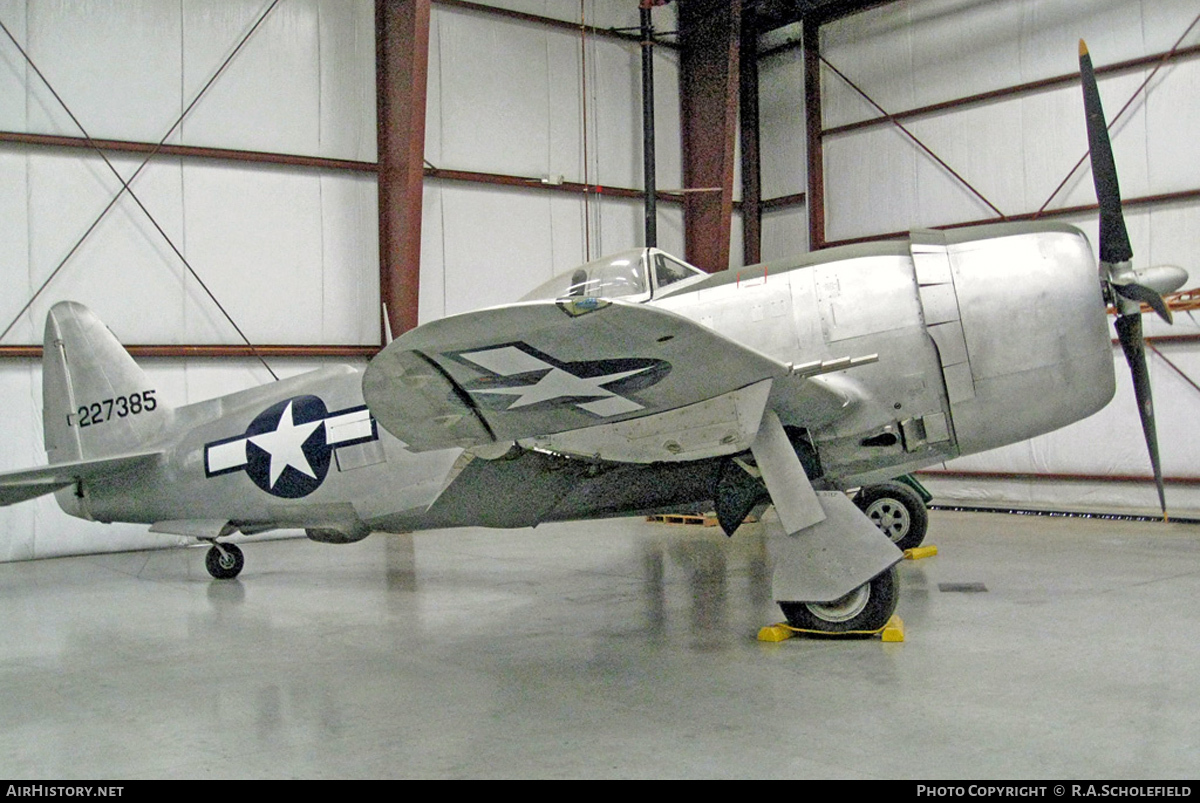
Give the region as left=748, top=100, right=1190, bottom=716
left=244, top=395, right=330, bottom=498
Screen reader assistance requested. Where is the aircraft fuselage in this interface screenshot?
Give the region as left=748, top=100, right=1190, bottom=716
left=62, top=221, right=1115, bottom=542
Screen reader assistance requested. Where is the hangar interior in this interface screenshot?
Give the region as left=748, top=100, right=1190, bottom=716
left=0, top=0, right=1198, bottom=779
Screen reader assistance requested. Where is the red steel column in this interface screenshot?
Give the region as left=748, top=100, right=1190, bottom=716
left=376, top=0, right=431, bottom=338
left=679, top=0, right=741, bottom=272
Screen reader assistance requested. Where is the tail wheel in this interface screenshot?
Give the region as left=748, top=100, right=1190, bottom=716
left=855, top=481, right=928, bottom=550
left=205, top=543, right=244, bottom=580
left=778, top=567, right=898, bottom=636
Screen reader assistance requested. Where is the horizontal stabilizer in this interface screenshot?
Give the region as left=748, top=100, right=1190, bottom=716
left=0, top=450, right=162, bottom=507
left=363, top=299, right=790, bottom=456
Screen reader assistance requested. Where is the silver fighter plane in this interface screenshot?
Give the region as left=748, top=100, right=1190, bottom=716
left=0, top=43, right=1186, bottom=634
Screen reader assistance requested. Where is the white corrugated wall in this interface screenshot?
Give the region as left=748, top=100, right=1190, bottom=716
left=419, top=1, right=684, bottom=320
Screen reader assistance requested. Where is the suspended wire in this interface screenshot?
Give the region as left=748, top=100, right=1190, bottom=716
left=1146, top=341, right=1200, bottom=397
left=0, top=0, right=282, bottom=380
left=819, top=55, right=1006, bottom=219
left=579, top=0, right=592, bottom=262
left=1037, top=9, right=1200, bottom=216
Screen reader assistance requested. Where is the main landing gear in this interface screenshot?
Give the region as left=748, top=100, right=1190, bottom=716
left=854, top=480, right=929, bottom=551
left=772, top=477, right=930, bottom=636
left=204, top=542, right=244, bottom=579
left=778, top=567, right=898, bottom=634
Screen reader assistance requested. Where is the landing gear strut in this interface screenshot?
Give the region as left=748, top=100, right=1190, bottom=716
left=205, top=542, right=244, bottom=579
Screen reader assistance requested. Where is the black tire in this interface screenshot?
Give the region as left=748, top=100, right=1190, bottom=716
left=778, top=567, right=899, bottom=636
left=205, top=543, right=244, bottom=579
left=855, top=481, right=928, bottom=550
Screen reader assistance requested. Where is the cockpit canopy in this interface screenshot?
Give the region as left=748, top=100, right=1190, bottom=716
left=521, top=248, right=707, bottom=303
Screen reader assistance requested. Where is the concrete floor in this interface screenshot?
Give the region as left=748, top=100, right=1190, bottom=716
left=0, top=509, right=1198, bottom=779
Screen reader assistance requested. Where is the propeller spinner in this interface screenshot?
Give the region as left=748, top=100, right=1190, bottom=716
left=1078, top=40, right=1185, bottom=517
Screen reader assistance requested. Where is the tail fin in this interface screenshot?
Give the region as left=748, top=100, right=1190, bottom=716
left=42, top=302, right=170, bottom=464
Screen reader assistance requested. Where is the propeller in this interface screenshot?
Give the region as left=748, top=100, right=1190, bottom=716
left=1079, top=40, right=1182, bottom=517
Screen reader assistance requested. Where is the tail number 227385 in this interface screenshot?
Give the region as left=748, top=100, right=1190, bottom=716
left=72, top=391, right=158, bottom=428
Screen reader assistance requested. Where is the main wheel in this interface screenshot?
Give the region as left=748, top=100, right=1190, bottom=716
left=205, top=543, right=244, bottom=579
left=778, top=567, right=898, bottom=636
left=855, top=481, right=928, bottom=550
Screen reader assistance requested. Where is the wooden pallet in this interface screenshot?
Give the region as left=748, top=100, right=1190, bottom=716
left=645, top=513, right=719, bottom=527
left=645, top=513, right=758, bottom=527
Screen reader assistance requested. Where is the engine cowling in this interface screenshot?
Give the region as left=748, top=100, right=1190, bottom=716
left=919, top=223, right=1115, bottom=456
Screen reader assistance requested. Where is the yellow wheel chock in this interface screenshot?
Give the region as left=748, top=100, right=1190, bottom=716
left=757, top=614, right=905, bottom=642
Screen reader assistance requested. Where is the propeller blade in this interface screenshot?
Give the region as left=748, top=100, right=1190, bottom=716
left=1079, top=40, right=1133, bottom=265
left=1081, top=41, right=1171, bottom=517
left=1114, top=313, right=1167, bottom=516
left=1112, top=280, right=1173, bottom=324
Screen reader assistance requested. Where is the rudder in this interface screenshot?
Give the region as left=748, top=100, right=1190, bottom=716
left=42, top=302, right=169, bottom=464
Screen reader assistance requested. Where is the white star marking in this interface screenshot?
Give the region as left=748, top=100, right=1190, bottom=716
left=473, top=365, right=651, bottom=409
left=247, top=401, right=324, bottom=487
left=460, top=346, right=655, bottom=416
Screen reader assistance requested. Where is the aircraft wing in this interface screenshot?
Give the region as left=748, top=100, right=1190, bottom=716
left=363, top=298, right=797, bottom=463
left=0, top=450, right=163, bottom=506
